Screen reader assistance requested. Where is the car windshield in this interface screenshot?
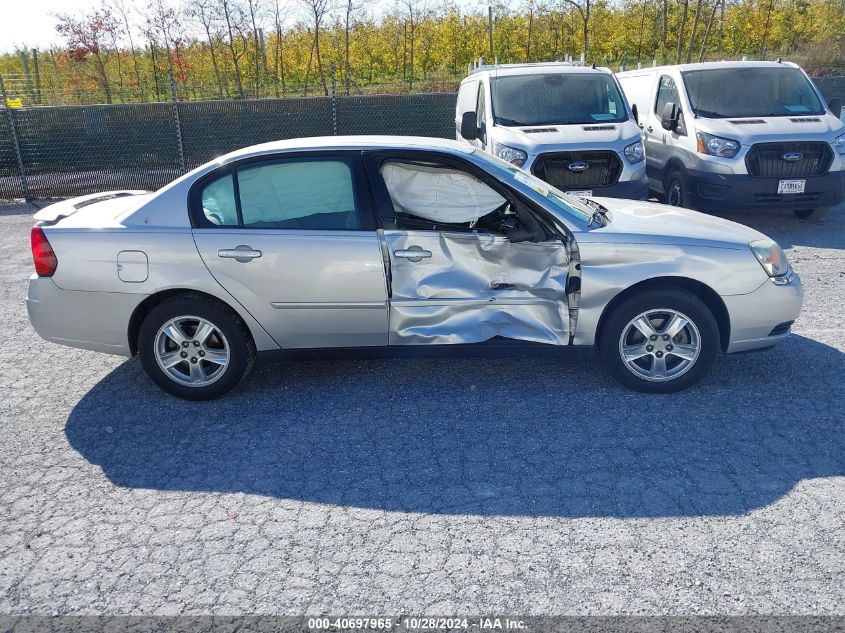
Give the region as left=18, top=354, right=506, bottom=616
left=472, top=149, right=594, bottom=224
left=490, top=73, right=629, bottom=126
left=682, top=67, right=825, bottom=118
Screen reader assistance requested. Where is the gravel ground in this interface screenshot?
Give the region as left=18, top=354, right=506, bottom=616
left=0, top=202, right=843, bottom=616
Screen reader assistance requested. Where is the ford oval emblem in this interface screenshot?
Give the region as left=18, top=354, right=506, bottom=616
left=568, top=161, right=590, bottom=172
left=782, top=151, right=803, bottom=162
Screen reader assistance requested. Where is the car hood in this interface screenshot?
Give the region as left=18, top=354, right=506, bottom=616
left=699, top=113, right=844, bottom=143
left=587, top=197, right=767, bottom=247
left=492, top=121, right=641, bottom=155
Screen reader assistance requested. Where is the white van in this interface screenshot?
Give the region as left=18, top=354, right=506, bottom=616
left=618, top=61, right=845, bottom=219
left=455, top=62, right=648, bottom=200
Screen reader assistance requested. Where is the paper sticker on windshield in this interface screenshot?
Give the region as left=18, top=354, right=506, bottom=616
left=785, top=104, right=811, bottom=113
left=591, top=113, right=616, bottom=121
left=514, top=171, right=549, bottom=196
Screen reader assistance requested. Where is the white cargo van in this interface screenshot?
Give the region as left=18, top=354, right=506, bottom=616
left=456, top=62, right=648, bottom=200
left=618, top=61, right=845, bottom=219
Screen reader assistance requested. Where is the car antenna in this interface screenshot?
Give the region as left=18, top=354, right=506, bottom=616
left=592, top=63, right=596, bottom=69
left=776, top=57, right=782, bottom=63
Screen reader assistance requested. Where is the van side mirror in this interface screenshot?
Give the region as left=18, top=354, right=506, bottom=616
left=631, top=103, right=639, bottom=126
left=460, top=111, right=479, bottom=141
left=829, top=98, right=842, bottom=119
left=661, top=102, right=679, bottom=131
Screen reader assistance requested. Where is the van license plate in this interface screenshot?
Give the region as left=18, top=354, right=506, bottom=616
left=566, top=190, right=593, bottom=197
left=777, top=180, right=805, bottom=194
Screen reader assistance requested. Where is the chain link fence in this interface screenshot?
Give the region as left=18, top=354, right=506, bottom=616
left=1, top=76, right=843, bottom=200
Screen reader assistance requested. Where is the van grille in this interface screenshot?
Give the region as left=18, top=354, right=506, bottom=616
left=532, top=151, right=622, bottom=190
left=745, top=141, right=832, bottom=178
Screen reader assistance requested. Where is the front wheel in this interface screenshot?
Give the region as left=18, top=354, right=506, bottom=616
left=138, top=296, right=255, bottom=400
left=664, top=170, right=690, bottom=209
left=599, top=289, right=720, bottom=393
left=793, top=207, right=830, bottom=220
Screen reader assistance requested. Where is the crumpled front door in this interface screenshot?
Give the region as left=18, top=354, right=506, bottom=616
left=385, top=229, right=569, bottom=345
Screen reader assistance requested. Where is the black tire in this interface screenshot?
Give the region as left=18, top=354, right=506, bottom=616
left=664, top=170, right=691, bottom=209
left=598, top=288, right=720, bottom=394
left=138, top=295, right=255, bottom=400
left=793, top=207, right=831, bottom=220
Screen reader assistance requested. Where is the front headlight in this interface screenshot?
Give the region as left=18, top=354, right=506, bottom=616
left=494, top=142, right=527, bottom=167
left=697, top=132, right=741, bottom=158
left=623, top=141, right=644, bottom=163
left=749, top=239, right=791, bottom=278
left=834, top=133, right=845, bottom=156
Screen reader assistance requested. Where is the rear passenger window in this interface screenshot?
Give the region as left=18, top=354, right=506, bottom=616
left=193, top=157, right=371, bottom=230
left=200, top=172, right=238, bottom=226
left=238, top=160, right=359, bottom=229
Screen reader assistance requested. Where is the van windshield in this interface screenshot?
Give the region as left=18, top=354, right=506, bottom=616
left=682, top=67, right=825, bottom=118
left=490, top=73, right=629, bottom=126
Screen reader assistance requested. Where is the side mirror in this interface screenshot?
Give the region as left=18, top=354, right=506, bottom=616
left=661, top=102, right=679, bottom=131
left=829, top=97, right=842, bottom=119
left=460, top=111, right=479, bottom=141
left=631, top=103, right=639, bottom=126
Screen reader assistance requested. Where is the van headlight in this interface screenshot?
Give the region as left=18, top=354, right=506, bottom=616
left=834, top=133, right=845, bottom=155
left=697, top=132, right=741, bottom=158
left=494, top=142, right=527, bottom=167
left=623, top=141, right=644, bottom=163
left=749, top=239, right=791, bottom=279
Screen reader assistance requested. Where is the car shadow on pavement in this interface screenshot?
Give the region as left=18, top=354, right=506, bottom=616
left=65, top=334, right=844, bottom=518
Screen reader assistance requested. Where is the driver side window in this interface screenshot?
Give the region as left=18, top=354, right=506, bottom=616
left=655, top=75, right=678, bottom=115
left=379, top=160, right=508, bottom=233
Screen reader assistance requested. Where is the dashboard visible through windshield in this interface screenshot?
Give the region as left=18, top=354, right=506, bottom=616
left=490, top=73, right=629, bottom=126
left=682, top=67, right=825, bottom=118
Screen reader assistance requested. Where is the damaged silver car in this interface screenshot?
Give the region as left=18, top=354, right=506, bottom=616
left=27, top=136, right=803, bottom=399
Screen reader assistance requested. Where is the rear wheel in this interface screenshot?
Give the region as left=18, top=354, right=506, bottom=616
left=793, top=207, right=830, bottom=220
left=599, top=288, right=720, bottom=393
left=138, top=296, right=255, bottom=400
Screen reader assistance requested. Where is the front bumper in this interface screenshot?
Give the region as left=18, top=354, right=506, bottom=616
left=586, top=174, right=650, bottom=200
left=722, top=273, right=803, bottom=353
left=685, top=168, right=845, bottom=212
left=27, top=276, right=144, bottom=356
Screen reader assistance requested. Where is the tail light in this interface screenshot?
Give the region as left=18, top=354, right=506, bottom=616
left=31, top=226, right=58, bottom=277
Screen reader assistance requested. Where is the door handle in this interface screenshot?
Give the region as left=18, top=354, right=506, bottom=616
left=218, top=247, right=262, bottom=260
left=490, top=282, right=516, bottom=290
left=394, top=247, right=432, bottom=262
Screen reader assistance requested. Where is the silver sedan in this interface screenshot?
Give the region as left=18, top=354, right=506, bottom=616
left=27, top=136, right=802, bottom=399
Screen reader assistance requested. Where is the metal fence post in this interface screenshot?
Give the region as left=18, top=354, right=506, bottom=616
left=169, top=68, right=186, bottom=173
left=330, top=62, right=338, bottom=136
left=0, top=74, right=30, bottom=200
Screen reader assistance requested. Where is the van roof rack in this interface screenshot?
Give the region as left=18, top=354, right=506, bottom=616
left=468, top=56, right=587, bottom=75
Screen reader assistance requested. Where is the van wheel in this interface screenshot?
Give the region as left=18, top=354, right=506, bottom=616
left=138, top=295, right=255, bottom=400
left=664, top=171, right=689, bottom=208
left=599, top=288, right=720, bottom=393
left=793, top=207, right=830, bottom=220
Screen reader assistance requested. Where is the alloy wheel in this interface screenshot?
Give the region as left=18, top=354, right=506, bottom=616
left=618, top=309, right=701, bottom=382
left=154, top=315, right=230, bottom=387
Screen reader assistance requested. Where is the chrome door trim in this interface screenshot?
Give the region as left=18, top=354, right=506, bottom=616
left=270, top=301, right=388, bottom=310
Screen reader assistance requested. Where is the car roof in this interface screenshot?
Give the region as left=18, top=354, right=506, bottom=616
left=618, top=60, right=801, bottom=76
left=463, top=63, right=612, bottom=82
left=220, top=135, right=472, bottom=162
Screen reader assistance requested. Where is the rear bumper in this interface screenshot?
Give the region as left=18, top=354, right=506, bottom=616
left=27, top=276, right=143, bottom=356
left=723, top=273, right=803, bottom=353
left=685, top=168, right=845, bottom=212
